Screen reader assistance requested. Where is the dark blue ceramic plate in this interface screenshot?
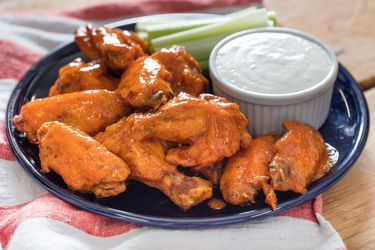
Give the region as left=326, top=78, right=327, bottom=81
left=6, top=14, right=369, bottom=228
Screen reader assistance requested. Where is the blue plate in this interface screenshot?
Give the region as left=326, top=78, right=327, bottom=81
left=6, top=14, right=369, bottom=228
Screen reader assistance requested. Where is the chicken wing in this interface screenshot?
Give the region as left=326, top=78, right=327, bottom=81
left=269, top=120, right=331, bottom=193
left=220, top=133, right=278, bottom=209
left=38, top=121, right=130, bottom=197
left=13, top=90, right=129, bottom=143
left=75, top=24, right=146, bottom=72
left=131, top=93, right=252, bottom=167
left=95, top=117, right=213, bottom=210
left=152, top=46, right=208, bottom=96
left=117, top=56, right=173, bottom=111
left=49, top=58, right=119, bottom=96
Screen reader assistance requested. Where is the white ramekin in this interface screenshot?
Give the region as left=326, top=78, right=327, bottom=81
left=209, top=27, right=338, bottom=136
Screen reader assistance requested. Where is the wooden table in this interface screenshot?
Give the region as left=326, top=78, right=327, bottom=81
left=322, top=88, right=374, bottom=249
left=263, top=1, right=375, bottom=249
left=2, top=0, right=375, bottom=248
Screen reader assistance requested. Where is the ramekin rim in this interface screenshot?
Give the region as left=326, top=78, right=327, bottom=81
left=209, top=27, right=339, bottom=105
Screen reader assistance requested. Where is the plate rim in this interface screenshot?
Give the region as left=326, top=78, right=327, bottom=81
left=5, top=13, right=370, bottom=228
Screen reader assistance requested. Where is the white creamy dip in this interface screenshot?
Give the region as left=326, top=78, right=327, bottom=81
left=215, top=32, right=332, bottom=94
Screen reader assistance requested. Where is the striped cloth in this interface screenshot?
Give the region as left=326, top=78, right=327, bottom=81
left=0, top=1, right=347, bottom=249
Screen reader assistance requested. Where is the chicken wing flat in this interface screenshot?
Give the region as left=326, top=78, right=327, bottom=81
left=75, top=25, right=146, bottom=71
left=131, top=93, right=252, bottom=167
left=220, top=133, right=278, bottom=209
left=95, top=117, right=213, bottom=210
left=13, top=90, right=129, bottom=143
left=118, top=56, right=173, bottom=111
left=38, top=121, right=130, bottom=197
left=269, top=120, right=331, bottom=193
left=152, top=46, right=208, bottom=96
left=49, top=58, right=119, bottom=96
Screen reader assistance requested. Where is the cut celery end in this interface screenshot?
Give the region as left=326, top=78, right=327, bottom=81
left=136, top=32, right=149, bottom=41
left=267, top=10, right=278, bottom=27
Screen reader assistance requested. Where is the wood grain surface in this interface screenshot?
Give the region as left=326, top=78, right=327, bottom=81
left=323, top=88, right=374, bottom=250
left=1, top=0, right=374, bottom=248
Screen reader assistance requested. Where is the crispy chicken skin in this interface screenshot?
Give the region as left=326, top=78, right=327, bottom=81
left=38, top=121, right=130, bottom=197
left=220, top=133, right=278, bottom=209
left=151, top=46, right=208, bottom=96
left=74, top=24, right=146, bottom=71
left=190, top=161, right=225, bottom=185
left=131, top=93, right=252, bottom=167
left=269, top=120, right=331, bottom=194
left=13, top=90, right=129, bottom=143
left=95, top=117, right=213, bottom=210
left=118, top=56, right=173, bottom=111
left=49, top=58, right=119, bottom=96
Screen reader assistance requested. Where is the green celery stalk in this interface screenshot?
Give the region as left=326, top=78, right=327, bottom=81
left=136, top=32, right=149, bottom=41
left=143, top=17, right=228, bottom=39
left=150, top=8, right=269, bottom=61
left=136, top=19, right=173, bottom=32
left=137, top=6, right=259, bottom=39
left=198, top=59, right=209, bottom=71
left=267, top=11, right=278, bottom=27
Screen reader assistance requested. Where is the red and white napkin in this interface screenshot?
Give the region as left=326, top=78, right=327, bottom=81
left=0, top=1, right=347, bottom=249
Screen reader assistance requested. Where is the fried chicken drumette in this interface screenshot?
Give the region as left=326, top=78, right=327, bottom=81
left=117, top=56, right=173, bottom=111
left=221, top=133, right=278, bottom=209
left=269, top=120, right=331, bottom=193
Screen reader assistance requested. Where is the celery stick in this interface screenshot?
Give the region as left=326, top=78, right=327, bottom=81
left=136, top=20, right=174, bottom=32
left=144, top=17, right=228, bottom=39
left=267, top=11, right=278, bottom=27
left=152, top=8, right=267, bottom=45
left=136, top=6, right=258, bottom=38
left=198, top=59, right=209, bottom=71
left=157, top=35, right=227, bottom=61
left=151, top=8, right=269, bottom=61
left=137, top=32, right=149, bottom=41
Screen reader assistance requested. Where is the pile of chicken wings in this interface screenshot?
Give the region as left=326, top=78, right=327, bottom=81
left=13, top=25, right=331, bottom=210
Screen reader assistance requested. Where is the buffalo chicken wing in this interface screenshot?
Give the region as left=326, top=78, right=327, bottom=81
left=38, top=121, right=130, bottom=197
left=131, top=93, right=252, bottom=167
left=13, top=90, right=129, bottom=143
left=269, top=120, right=331, bottom=193
left=220, top=133, right=278, bottom=209
left=151, top=46, right=208, bottom=96
left=75, top=25, right=146, bottom=72
left=117, top=56, right=173, bottom=111
left=49, top=58, right=119, bottom=96
left=95, top=117, right=213, bottom=210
